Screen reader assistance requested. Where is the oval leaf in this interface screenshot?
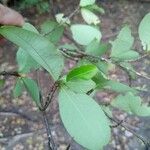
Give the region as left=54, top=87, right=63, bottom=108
left=66, top=64, right=98, bottom=81
left=80, top=0, right=96, bottom=7
left=81, top=8, right=100, bottom=25
left=66, top=79, right=96, bottom=93
left=22, top=78, right=40, bottom=105
left=86, top=39, right=108, bottom=56
left=111, top=26, right=139, bottom=61
left=139, top=13, right=150, bottom=51
left=13, top=78, right=24, bottom=97
left=41, top=20, right=64, bottom=44
left=17, top=23, right=40, bottom=73
left=59, top=87, right=111, bottom=150
left=71, top=24, right=101, bottom=45
left=112, top=92, right=150, bottom=116
left=0, top=26, right=64, bottom=80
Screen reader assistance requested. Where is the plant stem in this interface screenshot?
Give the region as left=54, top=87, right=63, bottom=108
left=104, top=111, right=150, bottom=148
left=0, top=71, right=20, bottom=77
left=42, top=111, right=56, bottom=150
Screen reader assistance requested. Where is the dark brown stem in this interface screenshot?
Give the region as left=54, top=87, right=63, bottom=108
left=0, top=71, right=20, bottom=77
left=42, top=111, right=56, bottom=150
left=36, top=70, right=56, bottom=150
left=39, top=82, right=59, bottom=111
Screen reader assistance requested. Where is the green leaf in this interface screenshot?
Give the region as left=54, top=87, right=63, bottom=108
left=111, top=26, right=139, bottom=61
left=59, top=87, right=111, bottom=150
left=66, top=79, right=96, bottom=93
left=17, top=23, right=40, bottom=73
left=86, top=39, right=108, bottom=56
left=104, top=80, right=137, bottom=94
left=71, top=24, right=101, bottom=45
left=23, top=23, right=39, bottom=33
left=17, top=48, right=40, bottom=73
left=93, top=75, right=137, bottom=94
left=92, top=72, right=108, bottom=88
left=139, top=13, right=150, bottom=51
left=112, top=92, right=150, bottom=116
left=0, top=26, right=64, bottom=80
left=81, top=8, right=100, bottom=25
left=13, top=78, right=24, bottom=97
left=96, top=61, right=108, bottom=75
left=85, top=4, right=105, bottom=14
left=66, top=64, right=98, bottom=81
left=22, top=78, right=40, bottom=105
left=40, top=20, right=64, bottom=44
left=80, top=0, right=96, bottom=7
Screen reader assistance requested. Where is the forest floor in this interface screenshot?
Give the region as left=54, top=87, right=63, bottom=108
left=0, top=0, right=150, bottom=150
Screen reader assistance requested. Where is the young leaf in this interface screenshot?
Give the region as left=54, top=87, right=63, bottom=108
left=66, top=64, right=98, bottom=81
left=13, top=78, right=24, bottom=97
left=139, top=13, right=150, bottom=51
left=71, top=24, right=101, bottom=45
left=112, top=92, right=150, bottom=116
left=85, top=39, right=108, bottom=56
left=0, top=26, right=64, bottom=80
left=80, top=0, right=96, bottom=7
left=110, top=26, right=139, bottom=61
left=40, top=20, right=64, bottom=44
left=81, top=8, right=100, bottom=25
left=59, top=87, right=111, bottom=150
left=66, top=79, right=96, bottom=93
left=17, top=23, right=40, bottom=73
left=22, top=78, right=40, bottom=105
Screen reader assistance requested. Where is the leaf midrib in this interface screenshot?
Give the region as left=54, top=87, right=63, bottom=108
left=1, top=28, right=57, bottom=80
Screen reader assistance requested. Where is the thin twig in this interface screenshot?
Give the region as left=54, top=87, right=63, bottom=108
left=36, top=70, right=56, bottom=150
left=39, top=82, right=59, bottom=111
left=119, top=63, right=150, bottom=80
left=104, top=111, right=150, bottom=148
left=44, top=5, right=80, bottom=36
left=59, top=47, right=150, bottom=80
left=129, top=52, right=150, bottom=62
left=49, top=0, right=55, bottom=18
left=66, top=144, right=71, bottom=150
left=42, top=111, right=56, bottom=150
left=110, top=120, right=124, bottom=128
left=0, top=109, right=39, bottom=122
left=0, top=71, right=20, bottom=77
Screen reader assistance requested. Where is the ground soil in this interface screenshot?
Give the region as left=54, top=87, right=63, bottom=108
left=0, top=0, right=150, bottom=150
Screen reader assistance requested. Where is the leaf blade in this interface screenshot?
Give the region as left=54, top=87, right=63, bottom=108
left=139, top=13, right=150, bottom=51
left=71, top=24, right=101, bottom=45
left=0, top=26, right=64, bottom=80
left=59, top=87, right=111, bottom=149
left=66, top=64, right=98, bottom=81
